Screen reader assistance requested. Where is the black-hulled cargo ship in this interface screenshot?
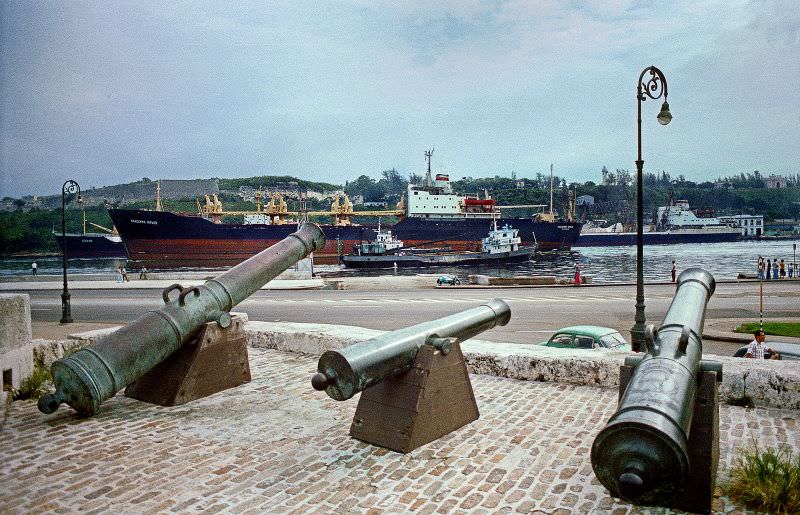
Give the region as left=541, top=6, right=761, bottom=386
left=54, top=232, right=128, bottom=258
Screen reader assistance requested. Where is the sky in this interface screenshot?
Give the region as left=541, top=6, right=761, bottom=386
left=1, top=0, right=798, bottom=198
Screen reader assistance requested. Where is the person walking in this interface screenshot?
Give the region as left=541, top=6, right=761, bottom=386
left=574, top=264, right=582, bottom=286
left=780, top=259, right=786, bottom=279
left=31, top=262, right=37, bottom=277
left=765, top=258, right=771, bottom=280
left=121, top=266, right=129, bottom=282
left=772, top=258, right=779, bottom=280
left=116, top=266, right=124, bottom=283
left=757, top=256, right=764, bottom=280
left=746, top=330, right=775, bottom=359
left=671, top=260, right=677, bottom=283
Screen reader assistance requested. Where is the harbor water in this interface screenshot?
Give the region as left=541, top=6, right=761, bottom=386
left=1, top=240, right=797, bottom=284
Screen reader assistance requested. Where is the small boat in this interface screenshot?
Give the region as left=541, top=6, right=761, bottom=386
left=342, top=221, right=535, bottom=268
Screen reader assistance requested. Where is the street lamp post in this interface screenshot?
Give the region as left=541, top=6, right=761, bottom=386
left=60, top=180, right=81, bottom=324
left=631, top=66, right=672, bottom=351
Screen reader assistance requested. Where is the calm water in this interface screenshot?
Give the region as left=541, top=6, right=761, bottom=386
left=1, top=240, right=797, bottom=284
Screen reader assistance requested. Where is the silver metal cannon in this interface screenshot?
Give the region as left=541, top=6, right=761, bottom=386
left=312, top=298, right=511, bottom=453
left=591, top=268, right=719, bottom=508
left=39, top=223, right=325, bottom=417
left=312, top=298, right=510, bottom=401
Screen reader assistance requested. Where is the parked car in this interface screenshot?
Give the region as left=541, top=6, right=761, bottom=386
left=732, top=341, right=800, bottom=360
left=540, top=326, right=631, bottom=351
left=436, top=274, right=461, bottom=286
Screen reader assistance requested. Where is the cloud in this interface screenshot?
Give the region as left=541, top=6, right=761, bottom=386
left=1, top=0, right=798, bottom=197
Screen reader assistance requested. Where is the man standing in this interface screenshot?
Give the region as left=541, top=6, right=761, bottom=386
left=671, top=260, right=676, bottom=283
left=31, top=262, right=37, bottom=276
left=745, top=330, right=773, bottom=359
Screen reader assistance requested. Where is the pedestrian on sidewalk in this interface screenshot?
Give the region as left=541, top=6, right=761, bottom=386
left=779, top=259, right=786, bottom=278
left=671, top=260, right=677, bottom=283
left=31, top=262, right=37, bottom=276
left=772, top=258, right=779, bottom=280
left=765, top=258, right=771, bottom=280
left=121, top=266, right=129, bottom=282
left=757, top=256, right=764, bottom=280
left=139, top=267, right=148, bottom=280
left=790, top=263, right=795, bottom=278
left=574, top=264, right=581, bottom=286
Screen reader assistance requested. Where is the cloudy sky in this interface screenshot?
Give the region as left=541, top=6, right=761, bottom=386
left=1, top=1, right=798, bottom=197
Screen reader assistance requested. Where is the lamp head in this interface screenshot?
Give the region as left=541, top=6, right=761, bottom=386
left=657, top=101, right=672, bottom=125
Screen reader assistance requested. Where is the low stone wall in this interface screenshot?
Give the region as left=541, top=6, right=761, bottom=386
left=245, top=321, right=800, bottom=410
left=28, top=320, right=800, bottom=411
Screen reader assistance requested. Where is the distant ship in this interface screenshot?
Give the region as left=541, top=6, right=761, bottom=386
left=390, top=152, right=582, bottom=252
left=574, top=199, right=740, bottom=247
left=53, top=212, right=128, bottom=258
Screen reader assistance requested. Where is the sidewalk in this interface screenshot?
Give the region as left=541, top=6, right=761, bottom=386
left=0, top=278, right=325, bottom=291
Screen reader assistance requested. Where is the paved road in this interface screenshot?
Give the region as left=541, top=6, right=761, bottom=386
left=16, top=280, right=799, bottom=356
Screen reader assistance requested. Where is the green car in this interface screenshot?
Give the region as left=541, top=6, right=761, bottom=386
left=540, top=326, right=630, bottom=351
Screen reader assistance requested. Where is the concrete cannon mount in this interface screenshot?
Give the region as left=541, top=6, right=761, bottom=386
left=0, top=294, right=33, bottom=421
left=1, top=320, right=797, bottom=513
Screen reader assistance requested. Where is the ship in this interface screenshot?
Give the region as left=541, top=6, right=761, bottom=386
left=574, top=199, right=740, bottom=247
left=53, top=211, right=128, bottom=258
left=108, top=192, right=386, bottom=269
left=390, top=152, right=582, bottom=252
left=342, top=221, right=534, bottom=268
left=109, top=152, right=582, bottom=269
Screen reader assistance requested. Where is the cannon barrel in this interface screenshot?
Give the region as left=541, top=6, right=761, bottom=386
left=39, top=224, right=325, bottom=416
left=590, top=268, right=716, bottom=504
left=311, top=298, right=510, bottom=401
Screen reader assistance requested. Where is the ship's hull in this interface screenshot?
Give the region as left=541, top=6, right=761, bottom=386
left=574, top=229, right=740, bottom=247
left=108, top=209, right=581, bottom=269
left=108, top=209, right=380, bottom=268
left=54, top=233, right=128, bottom=258
left=342, top=247, right=534, bottom=268
left=392, top=217, right=581, bottom=252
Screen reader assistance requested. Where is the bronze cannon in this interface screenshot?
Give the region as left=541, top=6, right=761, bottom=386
left=39, top=223, right=325, bottom=417
left=311, top=298, right=510, bottom=400
left=311, top=298, right=511, bottom=452
left=591, top=268, right=718, bottom=506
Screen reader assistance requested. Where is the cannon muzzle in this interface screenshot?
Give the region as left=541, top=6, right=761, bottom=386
left=591, top=268, right=716, bottom=505
left=40, top=223, right=325, bottom=416
left=312, top=298, right=510, bottom=401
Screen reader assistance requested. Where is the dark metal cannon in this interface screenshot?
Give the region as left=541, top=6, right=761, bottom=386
left=312, top=298, right=510, bottom=400
left=39, top=223, right=325, bottom=417
left=591, top=268, right=720, bottom=509
left=311, top=299, right=511, bottom=453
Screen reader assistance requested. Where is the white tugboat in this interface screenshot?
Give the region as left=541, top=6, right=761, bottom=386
left=342, top=220, right=535, bottom=268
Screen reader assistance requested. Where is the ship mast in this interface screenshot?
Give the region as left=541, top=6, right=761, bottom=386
left=156, top=180, right=163, bottom=211
left=549, top=163, right=554, bottom=217
left=425, top=148, right=434, bottom=188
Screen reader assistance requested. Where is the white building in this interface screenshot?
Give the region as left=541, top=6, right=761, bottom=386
left=765, top=175, right=788, bottom=188
left=719, top=215, right=764, bottom=237
left=576, top=195, right=595, bottom=206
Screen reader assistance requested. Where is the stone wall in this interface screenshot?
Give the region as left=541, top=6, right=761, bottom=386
left=0, top=294, right=33, bottom=391
left=28, top=320, right=800, bottom=411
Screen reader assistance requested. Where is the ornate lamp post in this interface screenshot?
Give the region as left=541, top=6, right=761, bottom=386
left=631, top=66, right=672, bottom=351
left=60, top=180, right=82, bottom=324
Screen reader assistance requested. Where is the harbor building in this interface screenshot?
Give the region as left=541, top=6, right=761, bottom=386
left=719, top=214, right=764, bottom=237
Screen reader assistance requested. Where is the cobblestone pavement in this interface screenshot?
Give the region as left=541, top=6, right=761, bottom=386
left=1, top=348, right=798, bottom=514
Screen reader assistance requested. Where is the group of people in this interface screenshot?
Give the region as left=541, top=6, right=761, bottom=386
left=116, top=265, right=129, bottom=283
left=758, top=257, right=795, bottom=280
